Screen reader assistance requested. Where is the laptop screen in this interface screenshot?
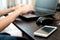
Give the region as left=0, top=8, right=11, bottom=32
left=35, top=0, right=58, bottom=16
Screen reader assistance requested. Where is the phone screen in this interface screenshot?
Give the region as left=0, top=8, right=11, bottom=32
left=42, top=27, right=54, bottom=33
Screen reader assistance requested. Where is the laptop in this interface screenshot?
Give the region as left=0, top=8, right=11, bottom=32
left=19, top=0, right=58, bottom=21
left=35, top=0, right=58, bottom=16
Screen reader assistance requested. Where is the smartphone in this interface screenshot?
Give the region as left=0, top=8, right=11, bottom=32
left=34, top=25, right=57, bottom=37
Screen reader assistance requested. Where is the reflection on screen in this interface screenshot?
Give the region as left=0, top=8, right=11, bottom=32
left=35, top=0, right=58, bottom=16
left=42, top=27, right=54, bottom=33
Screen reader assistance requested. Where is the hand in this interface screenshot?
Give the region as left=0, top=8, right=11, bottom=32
left=22, top=4, right=35, bottom=15
left=14, top=4, right=35, bottom=15
left=12, top=4, right=23, bottom=10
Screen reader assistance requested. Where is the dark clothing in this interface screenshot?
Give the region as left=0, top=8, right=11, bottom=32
left=0, top=33, right=27, bottom=40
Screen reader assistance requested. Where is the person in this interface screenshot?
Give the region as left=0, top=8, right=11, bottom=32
left=0, top=4, right=34, bottom=40
left=0, top=4, right=34, bottom=32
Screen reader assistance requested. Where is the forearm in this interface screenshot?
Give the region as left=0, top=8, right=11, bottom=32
left=0, top=7, right=15, bottom=16
left=0, top=10, right=22, bottom=31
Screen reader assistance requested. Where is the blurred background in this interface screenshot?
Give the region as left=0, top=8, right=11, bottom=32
left=0, top=0, right=60, bottom=10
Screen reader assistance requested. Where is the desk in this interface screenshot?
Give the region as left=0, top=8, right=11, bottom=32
left=14, top=12, right=60, bottom=40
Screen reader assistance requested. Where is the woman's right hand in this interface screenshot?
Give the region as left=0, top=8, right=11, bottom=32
left=16, top=4, right=35, bottom=15
left=22, top=4, right=35, bottom=14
